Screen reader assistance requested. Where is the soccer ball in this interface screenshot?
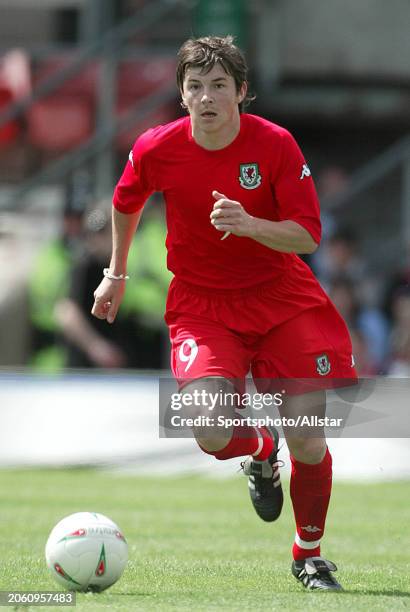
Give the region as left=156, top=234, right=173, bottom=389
left=45, top=512, right=128, bottom=592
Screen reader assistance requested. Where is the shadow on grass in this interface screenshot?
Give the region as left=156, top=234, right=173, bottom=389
left=342, top=589, right=410, bottom=598
left=113, top=589, right=410, bottom=598
left=108, top=593, right=154, bottom=597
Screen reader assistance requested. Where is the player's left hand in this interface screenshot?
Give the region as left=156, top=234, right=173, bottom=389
left=210, top=190, right=256, bottom=238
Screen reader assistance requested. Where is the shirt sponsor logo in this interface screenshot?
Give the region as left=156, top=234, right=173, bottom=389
left=316, top=354, right=331, bottom=376
left=239, top=163, right=262, bottom=190
left=300, top=163, right=311, bottom=180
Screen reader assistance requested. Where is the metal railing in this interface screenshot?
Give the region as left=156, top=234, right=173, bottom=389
left=322, top=135, right=410, bottom=211
left=0, top=0, right=181, bottom=128
left=0, top=0, right=185, bottom=210
left=0, top=83, right=176, bottom=211
left=321, top=134, right=410, bottom=247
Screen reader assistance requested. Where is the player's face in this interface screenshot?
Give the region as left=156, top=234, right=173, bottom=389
left=181, top=63, right=246, bottom=147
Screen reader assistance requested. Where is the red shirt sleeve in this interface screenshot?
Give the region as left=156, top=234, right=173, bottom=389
left=274, top=129, right=322, bottom=244
left=113, top=131, right=155, bottom=214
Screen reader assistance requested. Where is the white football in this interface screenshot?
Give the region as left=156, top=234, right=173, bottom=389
left=45, top=512, right=128, bottom=592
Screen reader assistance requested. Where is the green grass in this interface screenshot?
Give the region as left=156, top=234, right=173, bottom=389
left=0, top=469, right=409, bottom=611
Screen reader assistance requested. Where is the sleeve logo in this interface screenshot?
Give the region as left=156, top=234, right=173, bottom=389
left=239, top=163, right=262, bottom=189
left=299, top=163, right=311, bottom=180
left=128, top=150, right=134, bottom=168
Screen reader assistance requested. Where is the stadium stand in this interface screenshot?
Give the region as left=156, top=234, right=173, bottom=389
left=115, top=56, right=176, bottom=150
left=0, top=0, right=408, bottom=371
left=26, top=54, right=176, bottom=155
left=27, top=56, right=97, bottom=154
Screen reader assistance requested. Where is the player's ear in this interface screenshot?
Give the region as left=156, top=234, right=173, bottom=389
left=237, top=81, right=247, bottom=105
left=180, top=89, right=188, bottom=110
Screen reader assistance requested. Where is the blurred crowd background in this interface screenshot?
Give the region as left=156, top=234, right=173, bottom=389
left=0, top=0, right=409, bottom=378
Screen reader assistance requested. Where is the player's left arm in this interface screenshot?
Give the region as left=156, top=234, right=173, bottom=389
left=210, top=192, right=318, bottom=254
left=210, top=129, right=321, bottom=254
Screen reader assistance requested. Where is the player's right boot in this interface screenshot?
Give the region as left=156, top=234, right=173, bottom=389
left=241, top=427, right=283, bottom=522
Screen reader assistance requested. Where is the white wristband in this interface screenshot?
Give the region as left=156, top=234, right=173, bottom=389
left=103, top=268, right=129, bottom=281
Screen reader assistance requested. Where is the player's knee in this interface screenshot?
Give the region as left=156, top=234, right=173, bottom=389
left=286, top=436, right=327, bottom=464
left=195, top=435, right=230, bottom=453
left=181, top=376, right=238, bottom=453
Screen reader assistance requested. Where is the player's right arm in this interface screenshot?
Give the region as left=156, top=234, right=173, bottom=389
left=91, top=207, right=142, bottom=324
left=92, top=131, right=157, bottom=323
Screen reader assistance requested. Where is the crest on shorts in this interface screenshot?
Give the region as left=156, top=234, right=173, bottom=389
left=316, top=354, right=331, bottom=376
left=239, top=163, right=262, bottom=190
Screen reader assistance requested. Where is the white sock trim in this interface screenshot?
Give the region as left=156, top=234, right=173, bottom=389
left=252, top=428, right=264, bottom=458
left=295, top=533, right=321, bottom=549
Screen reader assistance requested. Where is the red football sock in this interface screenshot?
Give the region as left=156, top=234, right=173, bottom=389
left=290, top=447, right=332, bottom=561
left=199, top=424, right=274, bottom=461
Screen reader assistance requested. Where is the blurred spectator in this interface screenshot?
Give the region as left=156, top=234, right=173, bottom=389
left=328, top=277, right=389, bottom=373
left=56, top=201, right=171, bottom=369
left=310, top=167, right=379, bottom=305
left=349, top=328, right=378, bottom=376
left=316, top=165, right=350, bottom=239
left=28, top=198, right=84, bottom=370
left=314, top=226, right=382, bottom=309
left=383, top=241, right=410, bottom=323
left=308, top=166, right=349, bottom=272
left=315, top=227, right=366, bottom=287
left=317, top=166, right=349, bottom=200
left=387, top=287, right=410, bottom=377
left=28, top=170, right=91, bottom=370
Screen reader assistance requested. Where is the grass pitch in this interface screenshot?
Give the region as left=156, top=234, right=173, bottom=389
left=0, top=469, right=409, bottom=611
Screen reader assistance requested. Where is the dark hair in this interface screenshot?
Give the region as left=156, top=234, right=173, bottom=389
left=176, top=35, right=254, bottom=111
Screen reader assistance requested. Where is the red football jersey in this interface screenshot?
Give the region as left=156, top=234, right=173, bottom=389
left=113, top=113, right=323, bottom=293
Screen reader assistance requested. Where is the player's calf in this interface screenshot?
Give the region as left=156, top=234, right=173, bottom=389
left=181, top=377, right=276, bottom=462
left=181, top=376, right=238, bottom=452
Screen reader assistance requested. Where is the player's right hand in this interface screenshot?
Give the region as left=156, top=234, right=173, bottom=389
left=91, top=277, right=126, bottom=324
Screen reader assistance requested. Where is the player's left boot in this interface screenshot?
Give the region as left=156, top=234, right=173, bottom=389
left=291, top=556, right=343, bottom=591
left=241, top=427, right=283, bottom=522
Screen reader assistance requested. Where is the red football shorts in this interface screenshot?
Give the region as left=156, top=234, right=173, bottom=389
left=165, top=278, right=357, bottom=394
